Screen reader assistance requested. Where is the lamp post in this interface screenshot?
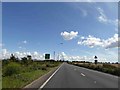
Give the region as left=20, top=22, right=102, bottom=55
left=57, top=43, right=63, bottom=61
left=53, top=51, right=55, bottom=60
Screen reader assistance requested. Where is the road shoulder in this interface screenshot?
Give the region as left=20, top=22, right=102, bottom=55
left=23, top=64, right=62, bottom=89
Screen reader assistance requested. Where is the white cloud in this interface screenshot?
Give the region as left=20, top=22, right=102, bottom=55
left=0, top=43, right=2, bottom=47
left=19, top=46, right=22, bottom=49
left=32, top=51, right=44, bottom=60
left=97, top=7, right=109, bottom=24
left=59, top=52, right=89, bottom=61
left=22, top=40, right=27, bottom=44
left=80, top=36, right=85, bottom=39
left=58, top=52, right=68, bottom=60
left=0, top=43, right=4, bottom=48
left=2, top=49, right=11, bottom=59
left=17, top=40, right=28, bottom=50
left=61, top=31, right=78, bottom=40
left=78, top=34, right=119, bottom=49
left=114, top=19, right=118, bottom=27
left=18, top=40, right=28, bottom=47
left=78, top=35, right=103, bottom=48
left=69, top=56, right=88, bottom=61
left=97, top=7, right=118, bottom=27
left=109, top=19, right=119, bottom=27
left=58, top=52, right=108, bottom=62
left=103, top=34, right=119, bottom=49
left=14, top=51, right=44, bottom=60
left=1, top=49, right=44, bottom=60
left=0, top=49, right=116, bottom=62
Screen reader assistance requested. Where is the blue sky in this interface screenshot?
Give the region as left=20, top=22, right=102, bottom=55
left=2, top=2, right=119, bottom=62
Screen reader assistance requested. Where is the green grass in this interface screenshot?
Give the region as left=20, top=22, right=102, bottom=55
left=2, top=61, right=62, bottom=88
left=0, top=61, right=2, bottom=89
left=3, top=67, right=53, bottom=88
left=0, top=76, right=2, bottom=90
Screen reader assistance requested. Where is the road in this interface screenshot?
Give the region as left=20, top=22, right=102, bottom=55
left=40, top=63, right=118, bottom=88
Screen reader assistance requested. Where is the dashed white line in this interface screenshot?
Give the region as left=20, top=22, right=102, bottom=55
left=94, top=81, right=97, bottom=84
left=74, top=68, right=76, bottom=71
left=81, top=73, right=85, bottom=76
left=39, top=63, right=63, bottom=89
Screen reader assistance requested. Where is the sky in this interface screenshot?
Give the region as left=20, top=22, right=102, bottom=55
left=1, top=2, right=119, bottom=62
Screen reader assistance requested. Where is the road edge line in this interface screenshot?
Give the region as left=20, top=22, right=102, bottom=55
left=39, top=63, right=63, bottom=89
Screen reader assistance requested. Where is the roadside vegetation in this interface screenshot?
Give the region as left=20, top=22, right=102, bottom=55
left=69, top=61, right=120, bottom=76
left=2, top=54, right=62, bottom=88
left=0, top=61, right=2, bottom=90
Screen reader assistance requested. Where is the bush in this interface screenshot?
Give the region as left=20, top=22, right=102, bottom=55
left=83, top=64, right=89, bottom=68
left=96, top=66, right=103, bottom=71
left=89, top=65, right=95, bottom=69
left=41, top=64, right=47, bottom=70
left=46, top=64, right=57, bottom=67
left=101, top=68, right=114, bottom=74
left=3, top=62, right=21, bottom=76
left=113, top=68, right=120, bottom=76
left=2, top=60, right=10, bottom=66
left=31, top=63, right=39, bottom=70
left=46, top=64, right=50, bottom=67
left=72, top=63, right=120, bottom=76
left=103, top=64, right=116, bottom=69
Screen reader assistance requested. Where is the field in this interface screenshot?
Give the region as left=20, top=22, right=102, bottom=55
left=0, top=61, right=2, bottom=90
left=2, top=59, right=62, bottom=88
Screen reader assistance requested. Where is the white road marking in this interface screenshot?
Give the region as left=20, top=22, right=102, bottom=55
left=81, top=73, right=85, bottom=76
left=39, top=63, right=63, bottom=89
left=74, top=68, right=76, bottom=71
left=76, top=65, right=118, bottom=79
left=94, top=81, right=97, bottom=84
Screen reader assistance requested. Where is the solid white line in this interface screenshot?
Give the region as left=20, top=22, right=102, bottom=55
left=39, top=63, right=63, bottom=89
left=81, top=73, right=85, bottom=76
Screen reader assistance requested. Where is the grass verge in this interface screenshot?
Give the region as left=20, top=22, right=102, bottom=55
left=2, top=61, right=62, bottom=88
left=69, top=62, right=120, bottom=76
left=3, top=69, right=52, bottom=88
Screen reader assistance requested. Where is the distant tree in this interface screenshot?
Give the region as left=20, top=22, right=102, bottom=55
left=10, top=54, right=17, bottom=62
left=21, top=57, right=28, bottom=65
left=27, top=55, right=32, bottom=60
left=81, top=61, right=85, bottom=63
left=66, top=60, right=69, bottom=63
left=115, top=62, right=118, bottom=64
left=2, top=59, right=10, bottom=66
left=27, top=55, right=33, bottom=64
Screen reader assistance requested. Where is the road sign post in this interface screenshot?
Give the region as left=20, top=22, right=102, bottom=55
left=94, top=56, right=98, bottom=64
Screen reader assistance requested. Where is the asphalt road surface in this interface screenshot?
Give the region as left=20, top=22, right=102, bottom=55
left=40, top=63, right=118, bottom=88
